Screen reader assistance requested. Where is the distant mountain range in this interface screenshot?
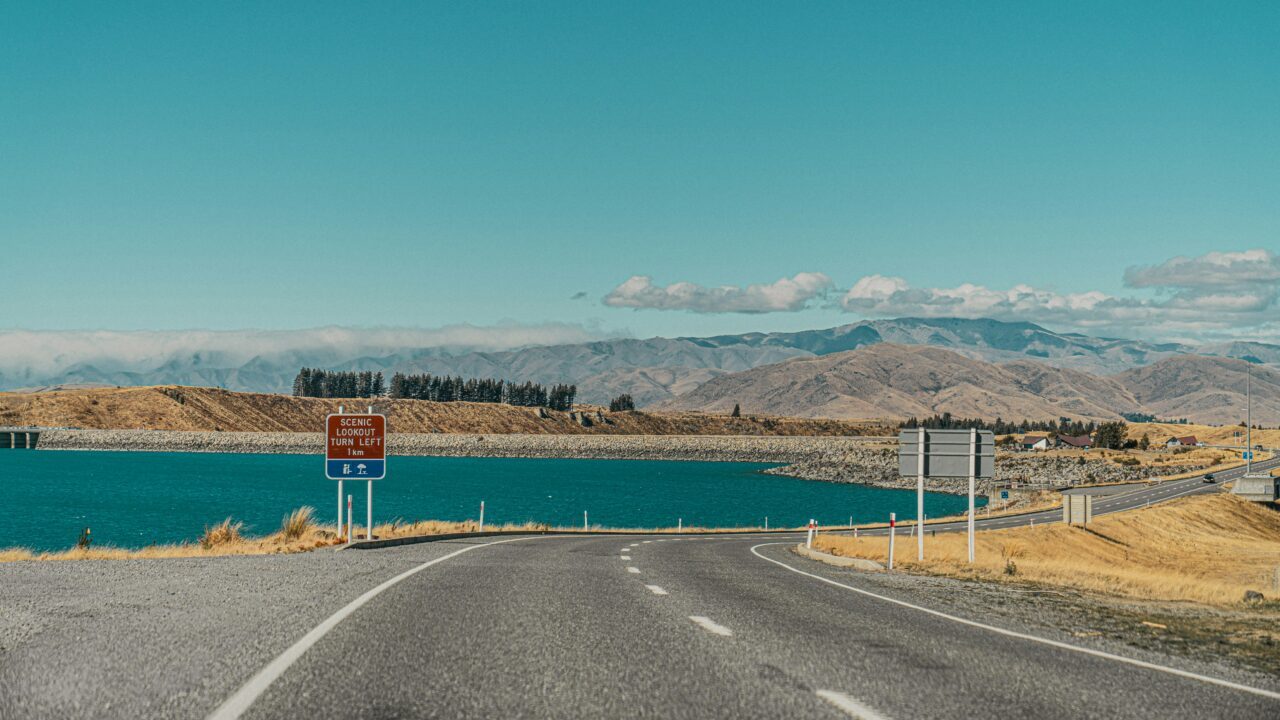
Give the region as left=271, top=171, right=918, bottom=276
left=659, top=343, right=1280, bottom=425
left=5, top=318, right=1278, bottom=418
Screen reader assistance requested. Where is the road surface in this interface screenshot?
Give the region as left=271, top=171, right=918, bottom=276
left=1, top=460, right=1276, bottom=719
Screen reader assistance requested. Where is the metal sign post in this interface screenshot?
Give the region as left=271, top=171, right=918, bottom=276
left=899, top=428, right=995, bottom=564
left=916, top=427, right=925, bottom=560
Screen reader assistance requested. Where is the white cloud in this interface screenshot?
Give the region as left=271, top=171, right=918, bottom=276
left=1124, top=249, right=1280, bottom=288
left=0, top=324, right=612, bottom=380
left=603, top=273, right=834, bottom=313
left=839, top=248, right=1280, bottom=341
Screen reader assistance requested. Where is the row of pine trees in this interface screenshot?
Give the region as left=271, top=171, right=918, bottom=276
left=900, top=413, right=1100, bottom=437
left=292, top=369, right=385, bottom=398
left=291, top=368, right=577, bottom=411
left=388, top=372, right=576, bottom=411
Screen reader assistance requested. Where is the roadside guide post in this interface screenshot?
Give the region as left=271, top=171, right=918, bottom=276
left=806, top=519, right=816, bottom=549
left=346, top=495, right=352, bottom=544
left=678, top=518, right=682, bottom=532
left=584, top=510, right=588, bottom=531
left=326, top=410, right=386, bottom=543
left=888, top=513, right=896, bottom=570
left=479, top=501, right=485, bottom=533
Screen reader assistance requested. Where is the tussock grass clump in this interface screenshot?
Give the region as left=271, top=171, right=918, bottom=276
left=814, top=494, right=1280, bottom=607
left=280, top=506, right=314, bottom=541
left=199, top=518, right=244, bottom=549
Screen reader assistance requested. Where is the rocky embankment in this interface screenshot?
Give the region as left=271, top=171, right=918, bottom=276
left=36, top=430, right=1206, bottom=496
left=767, top=449, right=1205, bottom=495
left=35, top=429, right=880, bottom=464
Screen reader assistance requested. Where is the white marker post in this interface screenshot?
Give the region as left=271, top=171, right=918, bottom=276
left=967, top=428, right=976, bottom=564
left=806, top=519, right=815, bottom=549
left=584, top=510, right=588, bottom=531
left=888, top=513, right=896, bottom=570
left=479, top=500, right=485, bottom=533
left=678, top=518, right=682, bottom=532
left=764, top=516, right=768, bottom=531
left=346, top=495, right=352, bottom=544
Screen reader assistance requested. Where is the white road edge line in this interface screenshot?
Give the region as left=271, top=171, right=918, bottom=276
left=689, top=615, right=733, bottom=636
left=207, top=536, right=532, bottom=720
left=815, top=690, right=891, bottom=720
left=750, top=543, right=1280, bottom=702
left=645, top=585, right=669, bottom=596
left=627, top=566, right=641, bottom=574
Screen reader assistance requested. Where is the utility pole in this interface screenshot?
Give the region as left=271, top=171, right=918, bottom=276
left=1246, top=361, right=1253, bottom=474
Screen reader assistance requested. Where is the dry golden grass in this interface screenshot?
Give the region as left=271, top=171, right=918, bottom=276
left=813, top=493, right=1280, bottom=607
left=280, top=506, right=315, bottom=541
left=199, top=517, right=244, bottom=549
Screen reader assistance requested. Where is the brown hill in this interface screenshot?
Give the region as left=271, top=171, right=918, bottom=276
left=1117, top=356, right=1280, bottom=425
left=0, top=386, right=886, bottom=436
left=658, top=344, right=1138, bottom=421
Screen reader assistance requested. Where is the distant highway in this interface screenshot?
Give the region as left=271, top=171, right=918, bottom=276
left=847, top=455, right=1280, bottom=537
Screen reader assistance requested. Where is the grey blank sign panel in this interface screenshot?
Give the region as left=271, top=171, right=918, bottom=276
left=898, top=429, right=995, bottom=478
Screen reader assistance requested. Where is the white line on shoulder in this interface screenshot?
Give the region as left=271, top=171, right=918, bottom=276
left=207, top=536, right=533, bottom=720
left=750, top=543, right=1280, bottom=701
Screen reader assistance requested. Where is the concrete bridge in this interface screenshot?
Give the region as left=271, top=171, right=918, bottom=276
left=0, top=428, right=40, bottom=449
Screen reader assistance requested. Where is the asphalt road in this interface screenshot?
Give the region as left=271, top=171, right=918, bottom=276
left=2, top=459, right=1277, bottom=719
left=220, top=533, right=1278, bottom=720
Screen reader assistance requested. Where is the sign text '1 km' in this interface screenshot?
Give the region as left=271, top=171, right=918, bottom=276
left=326, top=414, right=386, bottom=480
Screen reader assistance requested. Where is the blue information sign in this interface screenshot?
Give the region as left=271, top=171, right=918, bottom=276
left=326, top=459, right=385, bottom=479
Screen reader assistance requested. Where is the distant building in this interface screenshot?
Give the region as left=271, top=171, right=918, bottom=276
left=1058, top=434, right=1093, bottom=449
left=1020, top=435, right=1050, bottom=451
left=1165, top=435, right=1200, bottom=448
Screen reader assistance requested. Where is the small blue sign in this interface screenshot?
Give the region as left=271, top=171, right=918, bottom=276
left=1000, top=490, right=1009, bottom=500
left=327, top=459, right=385, bottom=480
left=1242, top=451, right=1253, bottom=460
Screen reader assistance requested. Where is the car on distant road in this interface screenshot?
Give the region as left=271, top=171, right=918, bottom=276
left=1202, top=473, right=1215, bottom=483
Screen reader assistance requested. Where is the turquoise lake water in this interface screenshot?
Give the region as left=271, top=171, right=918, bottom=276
left=4, top=451, right=983, bottom=551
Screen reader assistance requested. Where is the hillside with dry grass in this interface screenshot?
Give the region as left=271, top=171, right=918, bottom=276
left=0, top=385, right=888, bottom=436
left=814, top=493, right=1280, bottom=607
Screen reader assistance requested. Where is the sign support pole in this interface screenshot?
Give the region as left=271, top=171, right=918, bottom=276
left=367, top=480, right=373, bottom=541
left=917, top=427, right=925, bottom=561
left=968, top=427, right=977, bottom=564
left=336, top=406, right=343, bottom=538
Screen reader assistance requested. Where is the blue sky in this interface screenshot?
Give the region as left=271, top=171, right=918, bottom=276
left=3, top=1, right=1278, bottom=344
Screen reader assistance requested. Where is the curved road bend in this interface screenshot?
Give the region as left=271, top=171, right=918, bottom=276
left=224, top=531, right=1278, bottom=720
left=848, top=456, right=1280, bottom=537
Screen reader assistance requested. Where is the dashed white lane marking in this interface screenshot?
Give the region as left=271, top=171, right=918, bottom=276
left=642, top=540, right=653, bottom=544
left=815, top=690, right=891, bottom=720
left=645, top=585, right=669, bottom=596
left=620, top=555, right=631, bottom=561
left=207, top=536, right=533, bottom=720
left=689, top=616, right=733, bottom=637
left=627, top=566, right=641, bottom=574
left=751, top=543, right=1280, bottom=702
